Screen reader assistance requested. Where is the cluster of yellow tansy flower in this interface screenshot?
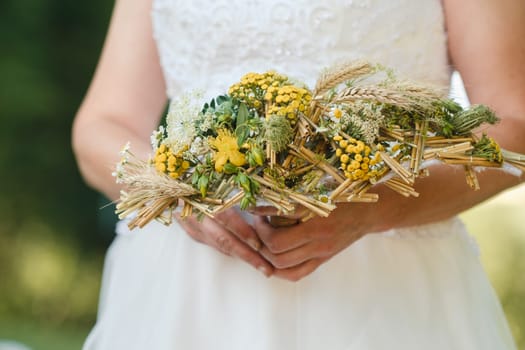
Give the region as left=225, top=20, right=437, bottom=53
left=333, top=135, right=381, bottom=181
left=266, top=85, right=311, bottom=124
left=154, top=144, right=190, bottom=179
left=228, top=71, right=311, bottom=124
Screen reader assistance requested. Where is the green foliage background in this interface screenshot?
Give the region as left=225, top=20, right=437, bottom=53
left=0, top=1, right=524, bottom=349
left=0, top=0, right=115, bottom=347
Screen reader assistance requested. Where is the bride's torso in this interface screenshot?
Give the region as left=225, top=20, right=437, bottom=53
left=152, top=0, right=450, bottom=99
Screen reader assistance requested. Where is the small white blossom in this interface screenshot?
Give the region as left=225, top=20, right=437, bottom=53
left=338, top=101, right=384, bottom=145
left=119, top=142, right=131, bottom=156
left=188, top=136, right=210, bottom=156
left=318, top=194, right=332, bottom=204
left=198, top=112, right=214, bottom=133
left=150, top=126, right=165, bottom=150
left=328, top=106, right=344, bottom=123
left=165, top=92, right=204, bottom=153
left=112, top=162, right=125, bottom=183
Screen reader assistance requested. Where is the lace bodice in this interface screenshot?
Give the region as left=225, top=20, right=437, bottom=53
left=152, top=0, right=450, bottom=99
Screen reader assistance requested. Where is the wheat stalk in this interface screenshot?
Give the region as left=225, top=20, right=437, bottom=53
left=313, top=60, right=373, bottom=97
left=331, top=83, right=442, bottom=111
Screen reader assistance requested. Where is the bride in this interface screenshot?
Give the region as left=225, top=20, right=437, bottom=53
left=73, top=0, right=525, bottom=349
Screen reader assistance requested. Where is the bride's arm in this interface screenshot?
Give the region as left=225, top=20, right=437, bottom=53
left=73, top=0, right=166, bottom=200
left=253, top=0, right=525, bottom=281
left=73, top=0, right=272, bottom=276
left=444, top=0, right=525, bottom=153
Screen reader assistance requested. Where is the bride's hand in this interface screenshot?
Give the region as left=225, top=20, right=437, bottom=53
left=251, top=204, right=375, bottom=281
left=177, top=208, right=273, bottom=277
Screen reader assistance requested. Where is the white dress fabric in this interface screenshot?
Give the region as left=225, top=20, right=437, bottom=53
left=84, top=0, right=517, bottom=349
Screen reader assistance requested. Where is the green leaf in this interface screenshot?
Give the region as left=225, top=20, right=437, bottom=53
left=235, top=125, right=250, bottom=147
left=250, top=178, right=260, bottom=194
left=237, top=102, right=249, bottom=127
left=216, top=95, right=229, bottom=104
left=237, top=173, right=251, bottom=193
left=191, top=171, right=200, bottom=186
left=198, top=176, right=209, bottom=198
left=223, top=162, right=239, bottom=174
left=239, top=196, right=251, bottom=210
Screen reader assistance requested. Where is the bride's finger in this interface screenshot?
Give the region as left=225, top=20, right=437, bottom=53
left=259, top=241, right=321, bottom=269
left=252, top=216, right=312, bottom=254
left=214, top=209, right=262, bottom=251
left=178, top=216, right=273, bottom=277
left=272, top=258, right=328, bottom=282
left=176, top=216, right=205, bottom=243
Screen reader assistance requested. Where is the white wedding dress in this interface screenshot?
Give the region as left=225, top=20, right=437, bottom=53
left=83, top=0, right=517, bottom=349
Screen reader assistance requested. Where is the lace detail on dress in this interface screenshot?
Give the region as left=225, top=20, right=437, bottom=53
left=152, top=0, right=450, bottom=99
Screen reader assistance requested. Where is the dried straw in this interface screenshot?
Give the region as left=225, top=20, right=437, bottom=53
left=313, top=60, right=373, bottom=97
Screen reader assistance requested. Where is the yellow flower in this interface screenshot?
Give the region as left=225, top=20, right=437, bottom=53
left=349, top=160, right=360, bottom=170
left=154, top=143, right=191, bottom=178
left=319, top=194, right=330, bottom=203
left=156, top=162, right=166, bottom=173
left=352, top=169, right=364, bottom=179
left=157, top=153, right=167, bottom=162
left=345, top=145, right=355, bottom=154
left=210, top=129, right=246, bottom=172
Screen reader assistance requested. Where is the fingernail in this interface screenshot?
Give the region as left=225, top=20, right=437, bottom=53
left=249, top=238, right=261, bottom=252
left=258, top=265, right=271, bottom=277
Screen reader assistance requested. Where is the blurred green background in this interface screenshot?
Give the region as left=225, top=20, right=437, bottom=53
left=0, top=0, right=114, bottom=349
left=0, top=1, right=524, bottom=349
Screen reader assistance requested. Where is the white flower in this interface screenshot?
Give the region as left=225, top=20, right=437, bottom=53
left=318, top=194, right=332, bottom=204
left=119, top=142, right=131, bottom=156
left=328, top=106, right=344, bottom=123
left=112, top=162, right=125, bottom=183
left=165, top=92, right=204, bottom=153
left=150, top=126, right=165, bottom=150
left=188, top=136, right=210, bottom=156
left=338, top=101, right=384, bottom=145
left=198, top=112, right=214, bottom=133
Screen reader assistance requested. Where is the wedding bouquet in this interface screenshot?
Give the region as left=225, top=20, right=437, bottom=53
left=113, top=61, right=525, bottom=229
